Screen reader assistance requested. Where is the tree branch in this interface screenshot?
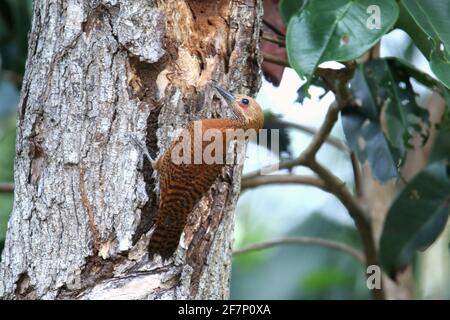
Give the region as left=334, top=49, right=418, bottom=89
left=262, top=19, right=285, bottom=37
left=243, top=63, right=384, bottom=298
left=0, top=183, right=14, bottom=193
left=244, top=102, right=342, bottom=180
left=262, top=32, right=285, bottom=46
left=241, top=174, right=328, bottom=192
left=307, top=160, right=369, bottom=223
left=262, top=52, right=289, bottom=67
left=261, top=54, right=356, bottom=99
left=248, top=101, right=371, bottom=222
left=351, top=152, right=363, bottom=198
left=271, top=118, right=350, bottom=153
left=233, top=237, right=365, bottom=265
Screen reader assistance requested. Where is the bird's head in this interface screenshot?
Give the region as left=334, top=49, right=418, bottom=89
left=214, top=84, right=264, bottom=131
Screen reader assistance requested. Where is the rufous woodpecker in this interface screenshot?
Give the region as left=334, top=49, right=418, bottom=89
left=132, top=84, right=264, bottom=258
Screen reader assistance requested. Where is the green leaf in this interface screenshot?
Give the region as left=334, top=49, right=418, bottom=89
left=429, top=129, right=450, bottom=164
left=401, top=0, right=450, bottom=51
left=342, top=58, right=430, bottom=182
left=382, top=62, right=430, bottom=152
left=380, top=160, right=450, bottom=277
left=395, top=2, right=433, bottom=59
left=279, top=0, right=307, bottom=25
left=401, top=0, right=450, bottom=88
left=286, top=0, right=399, bottom=82
left=296, top=76, right=328, bottom=104
left=436, top=89, right=450, bottom=131
left=388, top=58, right=444, bottom=94
left=429, top=48, right=450, bottom=89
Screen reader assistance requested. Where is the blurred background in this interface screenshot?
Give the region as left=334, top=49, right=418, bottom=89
left=0, top=0, right=32, bottom=260
left=0, top=0, right=448, bottom=299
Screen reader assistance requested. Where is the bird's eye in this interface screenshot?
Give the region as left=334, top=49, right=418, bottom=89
left=240, top=98, right=249, bottom=106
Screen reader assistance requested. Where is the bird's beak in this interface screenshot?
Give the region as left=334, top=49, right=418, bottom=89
left=214, top=84, right=235, bottom=102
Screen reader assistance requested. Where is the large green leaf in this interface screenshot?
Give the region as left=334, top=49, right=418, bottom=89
left=437, top=89, right=450, bottom=131
left=279, top=0, right=307, bottom=24
left=388, top=58, right=445, bottom=94
left=342, top=58, right=430, bottom=182
left=429, top=49, right=450, bottom=89
left=395, top=2, right=434, bottom=60
left=380, top=160, right=450, bottom=277
left=286, top=0, right=399, bottom=81
left=401, top=0, right=450, bottom=88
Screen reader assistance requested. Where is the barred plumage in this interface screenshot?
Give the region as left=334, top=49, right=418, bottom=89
left=144, top=86, right=264, bottom=258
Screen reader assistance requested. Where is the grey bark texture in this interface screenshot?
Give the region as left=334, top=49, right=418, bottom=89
left=0, top=0, right=262, bottom=299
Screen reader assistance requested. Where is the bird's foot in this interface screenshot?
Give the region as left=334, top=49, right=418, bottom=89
left=128, top=133, right=158, bottom=169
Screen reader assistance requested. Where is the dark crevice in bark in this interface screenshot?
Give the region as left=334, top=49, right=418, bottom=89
left=82, top=4, right=109, bottom=36
left=57, top=255, right=123, bottom=299
left=18, top=90, right=29, bottom=122
left=132, top=108, right=160, bottom=244
left=26, top=130, right=45, bottom=187
left=126, top=56, right=167, bottom=244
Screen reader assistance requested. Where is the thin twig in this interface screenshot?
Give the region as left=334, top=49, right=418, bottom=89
left=245, top=103, right=342, bottom=180
left=242, top=63, right=384, bottom=298
left=262, top=32, right=285, bottom=46
left=271, top=118, right=349, bottom=153
left=298, top=103, right=343, bottom=158
left=0, top=183, right=14, bottom=193
left=248, top=112, right=371, bottom=232
left=260, top=55, right=356, bottom=94
left=369, top=42, right=381, bottom=61
left=233, top=237, right=365, bottom=265
left=262, top=53, right=289, bottom=67
left=308, top=160, right=370, bottom=223
left=241, top=175, right=328, bottom=192
left=351, top=152, right=363, bottom=197
left=262, top=19, right=285, bottom=37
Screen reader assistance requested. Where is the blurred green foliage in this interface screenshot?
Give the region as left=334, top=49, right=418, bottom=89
left=0, top=0, right=32, bottom=74
left=232, top=213, right=369, bottom=299
left=0, top=114, right=15, bottom=253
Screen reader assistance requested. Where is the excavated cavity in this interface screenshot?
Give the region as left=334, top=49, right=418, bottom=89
left=82, top=5, right=109, bottom=36
left=131, top=109, right=161, bottom=244
left=126, top=56, right=167, bottom=243
left=14, top=273, right=37, bottom=300
left=153, top=0, right=236, bottom=296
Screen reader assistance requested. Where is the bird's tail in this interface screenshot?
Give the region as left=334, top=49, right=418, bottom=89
left=148, top=206, right=187, bottom=259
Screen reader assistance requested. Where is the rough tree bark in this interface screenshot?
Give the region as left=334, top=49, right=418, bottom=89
left=0, top=0, right=262, bottom=299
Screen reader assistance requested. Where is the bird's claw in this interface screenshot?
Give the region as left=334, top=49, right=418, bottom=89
left=128, top=133, right=157, bottom=167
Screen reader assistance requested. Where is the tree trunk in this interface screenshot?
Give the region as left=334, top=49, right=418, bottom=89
left=0, top=0, right=262, bottom=300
